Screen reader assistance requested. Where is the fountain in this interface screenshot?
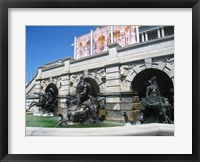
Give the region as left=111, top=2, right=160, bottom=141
left=26, top=76, right=175, bottom=136
left=28, top=75, right=173, bottom=127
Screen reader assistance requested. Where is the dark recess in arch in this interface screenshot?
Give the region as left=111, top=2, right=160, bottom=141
left=45, top=83, right=58, bottom=97
left=131, top=68, right=174, bottom=102
left=84, top=77, right=100, bottom=97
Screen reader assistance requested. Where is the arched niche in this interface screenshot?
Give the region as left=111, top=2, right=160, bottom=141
left=131, top=68, right=174, bottom=103
left=45, top=83, right=58, bottom=97
left=84, top=77, right=100, bottom=97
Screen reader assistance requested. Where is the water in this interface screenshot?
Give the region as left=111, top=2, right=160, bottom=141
left=26, top=114, right=124, bottom=128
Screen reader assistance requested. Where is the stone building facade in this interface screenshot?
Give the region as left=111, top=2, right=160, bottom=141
left=26, top=26, right=174, bottom=121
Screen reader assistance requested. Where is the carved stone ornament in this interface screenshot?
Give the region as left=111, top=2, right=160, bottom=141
left=166, top=57, right=174, bottom=64
left=120, top=64, right=136, bottom=90
left=41, top=80, right=48, bottom=91
left=96, top=69, right=106, bottom=79
left=70, top=69, right=106, bottom=95
left=40, top=77, right=62, bottom=91
left=120, top=65, right=134, bottom=77
left=70, top=75, right=77, bottom=85
left=55, top=77, right=62, bottom=88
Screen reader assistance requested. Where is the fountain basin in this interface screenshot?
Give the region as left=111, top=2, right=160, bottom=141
left=26, top=123, right=174, bottom=136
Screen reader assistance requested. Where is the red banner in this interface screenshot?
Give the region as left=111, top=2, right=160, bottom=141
left=93, top=26, right=111, bottom=54
left=76, top=33, right=90, bottom=59
left=113, top=26, right=137, bottom=47
left=75, top=26, right=137, bottom=59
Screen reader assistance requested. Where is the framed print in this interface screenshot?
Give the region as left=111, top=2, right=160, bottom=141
left=0, top=0, right=199, bottom=162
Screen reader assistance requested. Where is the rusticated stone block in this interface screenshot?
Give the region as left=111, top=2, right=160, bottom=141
left=106, top=66, right=119, bottom=73
left=106, top=97, right=120, bottom=103
left=105, top=103, right=121, bottom=110
left=133, top=103, right=145, bottom=110
left=106, top=79, right=120, bottom=86
left=99, top=109, right=107, bottom=118
left=120, top=103, right=134, bottom=111
left=105, top=110, right=124, bottom=122
left=106, top=73, right=120, bottom=80
left=106, top=86, right=121, bottom=93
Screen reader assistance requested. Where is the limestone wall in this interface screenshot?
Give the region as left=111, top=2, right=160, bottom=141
left=26, top=35, right=174, bottom=121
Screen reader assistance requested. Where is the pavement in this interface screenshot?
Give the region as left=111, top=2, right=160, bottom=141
left=26, top=123, right=174, bottom=136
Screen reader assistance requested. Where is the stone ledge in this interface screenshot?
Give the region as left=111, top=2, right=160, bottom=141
left=26, top=124, right=174, bottom=136
left=71, top=51, right=109, bottom=64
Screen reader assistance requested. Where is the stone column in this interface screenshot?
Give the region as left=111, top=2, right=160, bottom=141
left=141, top=33, right=144, bottom=42
left=58, top=58, right=71, bottom=111
left=157, top=28, right=161, bottom=38
left=105, top=43, right=122, bottom=120
left=90, top=30, right=93, bottom=56
left=105, top=65, right=122, bottom=121
left=107, top=43, right=121, bottom=64
left=110, top=26, right=114, bottom=44
left=161, top=27, right=165, bottom=37
left=58, top=74, right=70, bottom=111
left=60, top=75, right=70, bottom=96
left=136, top=26, right=140, bottom=43
left=74, top=36, right=77, bottom=59
left=145, top=32, right=148, bottom=41
left=106, top=66, right=121, bottom=94
left=60, top=59, right=71, bottom=95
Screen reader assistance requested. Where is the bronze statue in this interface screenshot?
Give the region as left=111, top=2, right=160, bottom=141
left=29, top=75, right=104, bottom=125
left=63, top=76, right=105, bottom=124
left=146, top=77, right=159, bottom=97
left=75, top=76, right=91, bottom=110
left=28, top=87, right=58, bottom=114
left=141, top=77, right=173, bottom=124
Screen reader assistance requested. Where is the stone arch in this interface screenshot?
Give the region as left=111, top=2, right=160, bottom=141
left=70, top=69, right=106, bottom=95
left=133, top=63, right=174, bottom=81
left=70, top=74, right=102, bottom=95
left=151, top=60, right=174, bottom=83
left=88, top=73, right=106, bottom=94
left=40, top=77, right=62, bottom=93
left=120, top=59, right=174, bottom=92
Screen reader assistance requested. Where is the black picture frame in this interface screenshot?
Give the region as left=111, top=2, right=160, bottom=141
left=0, top=0, right=199, bottom=162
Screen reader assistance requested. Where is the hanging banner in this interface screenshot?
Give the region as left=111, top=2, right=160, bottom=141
left=113, top=26, right=137, bottom=47
left=75, top=26, right=138, bottom=59
left=93, top=26, right=111, bottom=54
left=76, top=33, right=90, bottom=59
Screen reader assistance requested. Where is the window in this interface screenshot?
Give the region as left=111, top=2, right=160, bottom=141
left=148, top=30, right=158, bottom=40
left=164, top=26, right=174, bottom=36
